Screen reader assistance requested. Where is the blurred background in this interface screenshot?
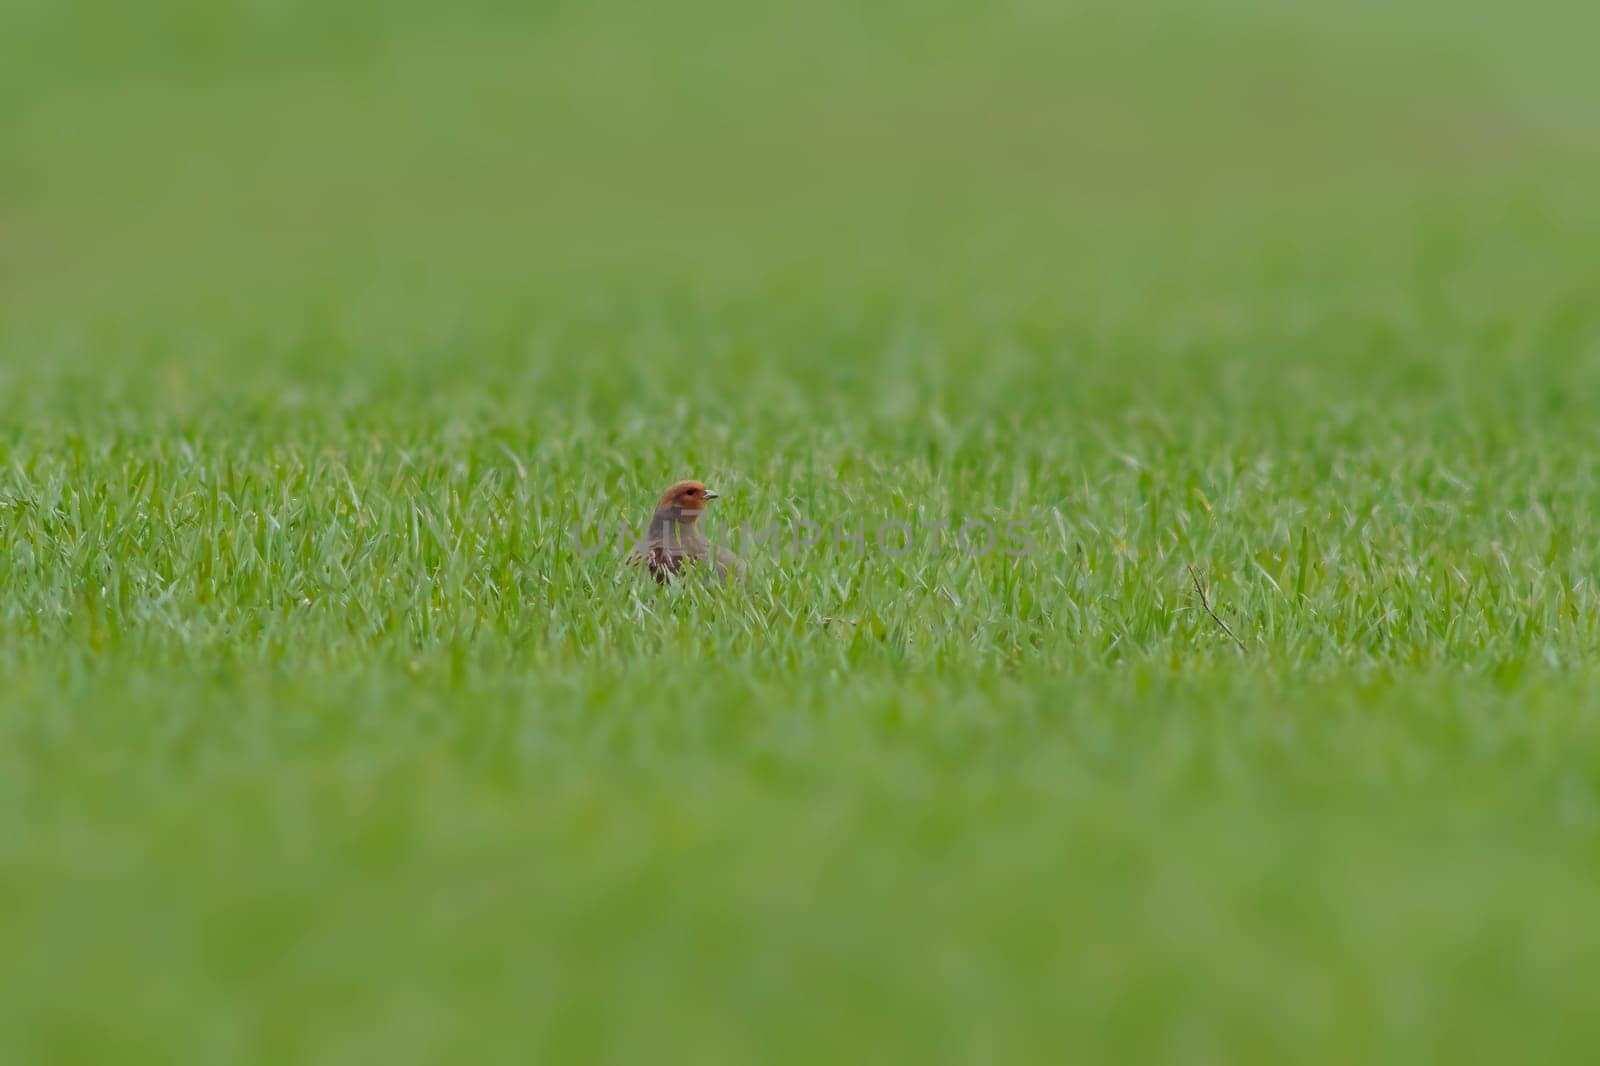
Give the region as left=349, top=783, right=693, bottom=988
left=5, top=0, right=1597, bottom=419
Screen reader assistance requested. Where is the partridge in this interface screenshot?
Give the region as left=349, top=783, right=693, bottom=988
left=628, top=480, right=744, bottom=583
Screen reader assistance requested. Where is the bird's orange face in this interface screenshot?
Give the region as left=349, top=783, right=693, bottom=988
left=657, top=480, right=719, bottom=521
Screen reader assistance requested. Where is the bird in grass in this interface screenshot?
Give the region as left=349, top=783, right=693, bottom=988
left=628, top=479, right=744, bottom=583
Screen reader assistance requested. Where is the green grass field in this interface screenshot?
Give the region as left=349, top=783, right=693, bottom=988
left=5, top=1, right=1600, bottom=1061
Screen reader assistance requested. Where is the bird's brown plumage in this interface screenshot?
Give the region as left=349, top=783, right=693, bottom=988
left=627, top=479, right=744, bottom=583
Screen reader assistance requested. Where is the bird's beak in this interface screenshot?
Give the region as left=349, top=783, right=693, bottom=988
left=703, top=490, right=719, bottom=500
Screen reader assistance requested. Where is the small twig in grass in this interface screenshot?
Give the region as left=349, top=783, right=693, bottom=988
left=1188, top=566, right=1247, bottom=654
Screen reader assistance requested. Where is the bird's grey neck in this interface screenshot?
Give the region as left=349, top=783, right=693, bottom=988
left=649, top=508, right=704, bottom=542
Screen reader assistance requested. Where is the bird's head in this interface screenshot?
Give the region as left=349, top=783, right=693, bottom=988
left=655, top=480, right=719, bottom=523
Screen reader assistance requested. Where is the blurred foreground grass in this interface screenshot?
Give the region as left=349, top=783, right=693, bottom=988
left=4, top=1, right=1600, bottom=1062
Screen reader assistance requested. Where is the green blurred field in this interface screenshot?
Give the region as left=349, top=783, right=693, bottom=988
left=4, top=1, right=1600, bottom=1062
